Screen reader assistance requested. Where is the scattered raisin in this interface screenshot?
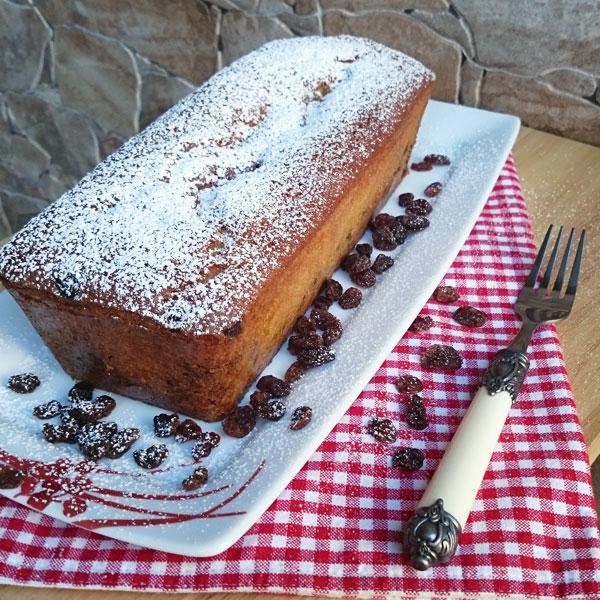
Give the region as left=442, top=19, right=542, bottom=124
left=393, top=447, right=424, bottom=471
left=411, top=161, right=433, bottom=171
left=424, top=154, right=450, bottom=166
left=134, top=444, right=168, bottom=469
left=249, top=390, right=271, bottom=411
left=320, top=278, right=343, bottom=302
left=453, top=306, right=487, bottom=327
left=42, top=423, right=78, bottom=444
left=182, top=466, right=208, bottom=491
left=395, top=375, right=423, bottom=394
left=288, top=333, right=323, bottom=355
left=285, top=361, right=306, bottom=383
left=391, top=218, right=408, bottom=244
left=33, top=400, right=64, bottom=419
left=421, top=344, right=463, bottom=370
left=409, top=314, right=434, bottom=333
left=309, top=308, right=338, bottom=331
left=69, top=395, right=116, bottom=423
left=350, top=267, right=376, bottom=288
left=298, top=346, right=335, bottom=368
left=398, top=192, right=414, bottom=207
left=405, top=198, right=432, bottom=216
left=153, top=413, right=179, bottom=438
left=372, top=225, right=398, bottom=251
left=191, top=440, right=213, bottom=461
left=8, top=373, right=40, bottom=394
left=371, top=213, right=396, bottom=230
left=367, top=418, right=397, bottom=443
left=338, top=287, right=362, bottom=309
left=105, top=428, right=140, bottom=459
left=222, top=405, right=256, bottom=438
left=433, top=285, right=459, bottom=303
left=203, top=431, right=220, bottom=448
left=77, top=422, right=118, bottom=459
left=406, top=409, right=429, bottom=431
left=342, top=253, right=370, bottom=273
left=295, top=315, right=316, bottom=335
left=371, top=254, right=394, bottom=274
left=424, top=182, right=442, bottom=197
left=175, top=419, right=203, bottom=443
left=257, top=375, right=290, bottom=398
left=323, top=324, right=342, bottom=346
left=401, top=215, right=430, bottom=231
left=0, top=468, right=27, bottom=489
left=257, top=399, right=286, bottom=421
left=313, top=296, right=333, bottom=311
left=68, top=381, right=93, bottom=403
left=290, top=406, right=312, bottom=430
left=356, top=243, right=373, bottom=257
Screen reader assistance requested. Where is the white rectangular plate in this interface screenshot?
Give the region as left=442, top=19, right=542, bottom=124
left=0, top=101, right=520, bottom=557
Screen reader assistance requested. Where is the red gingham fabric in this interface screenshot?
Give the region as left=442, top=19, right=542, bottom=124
left=1, top=156, right=599, bottom=598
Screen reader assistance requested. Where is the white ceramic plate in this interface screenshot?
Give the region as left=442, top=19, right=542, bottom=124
left=0, top=101, right=520, bottom=557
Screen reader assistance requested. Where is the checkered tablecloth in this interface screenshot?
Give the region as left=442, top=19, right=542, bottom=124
left=1, top=157, right=599, bottom=598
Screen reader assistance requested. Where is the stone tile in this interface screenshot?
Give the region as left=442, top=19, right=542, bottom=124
left=541, top=69, right=597, bottom=98
left=323, top=10, right=461, bottom=101
left=55, top=25, right=140, bottom=137
left=4, top=135, right=50, bottom=181
left=460, top=59, right=483, bottom=106
left=321, top=0, right=448, bottom=10
left=36, top=0, right=217, bottom=85
left=0, top=1, right=51, bottom=93
left=293, top=0, right=319, bottom=16
left=140, top=73, right=194, bottom=130
left=279, top=11, right=321, bottom=35
left=410, top=9, right=474, bottom=57
left=480, top=71, right=600, bottom=147
left=255, top=0, right=294, bottom=16
left=221, top=12, right=294, bottom=66
left=37, top=170, right=70, bottom=201
left=6, top=92, right=100, bottom=181
left=100, top=133, right=125, bottom=160
left=0, top=188, right=49, bottom=232
left=0, top=202, right=11, bottom=240
left=0, top=164, right=44, bottom=198
left=453, top=0, right=600, bottom=76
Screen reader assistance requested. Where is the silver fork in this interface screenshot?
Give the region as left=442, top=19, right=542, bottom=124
left=405, top=224, right=586, bottom=571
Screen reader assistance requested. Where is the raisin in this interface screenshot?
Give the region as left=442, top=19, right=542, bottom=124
left=249, top=390, right=271, bottom=411
left=191, top=440, right=213, bottom=461
left=42, top=423, right=78, bottom=444
left=401, top=215, right=430, bottom=231
left=290, top=406, right=312, bottom=430
left=298, top=346, right=335, bottom=368
left=203, top=431, right=220, bottom=448
left=411, top=161, right=433, bottom=171
left=313, top=296, right=333, bottom=311
left=320, top=278, right=343, bottom=302
left=295, top=315, right=316, bottom=335
left=453, top=306, right=487, bottom=327
left=69, top=395, right=116, bottom=423
left=395, top=375, right=423, bottom=394
left=350, top=267, right=376, bottom=288
left=182, top=466, right=208, bottom=491
left=371, top=254, right=394, bottom=274
left=406, top=409, right=429, bottom=431
left=405, top=198, right=432, bottom=216
left=372, top=225, right=398, bottom=251
left=134, top=444, right=168, bottom=469
left=8, top=373, right=40, bottom=394
left=367, top=418, right=397, bottom=443
left=153, top=413, right=179, bottom=438
left=105, top=428, right=140, bottom=459
left=257, top=399, right=286, bottom=421
left=409, top=314, right=434, bottom=333
left=0, top=468, right=27, bottom=489
left=282, top=362, right=304, bottom=385
left=257, top=375, right=291, bottom=398
left=424, top=182, right=443, bottom=197
left=288, top=333, right=323, bottom=355
left=222, top=405, right=256, bottom=438
left=77, top=422, right=118, bottom=459
left=310, top=308, right=340, bottom=331
left=356, top=243, right=373, bottom=257
left=424, top=154, right=450, bottom=166
left=398, top=192, right=414, bottom=207
left=68, top=381, right=94, bottom=403
left=338, top=287, right=362, bottom=309
left=33, top=400, right=64, bottom=419
left=433, top=285, right=459, bottom=303
left=371, top=213, right=396, bottom=230
left=393, top=447, right=424, bottom=471
left=421, top=344, right=463, bottom=370
left=323, top=324, right=342, bottom=346
left=175, top=419, right=203, bottom=443
left=391, top=218, right=408, bottom=244
left=342, top=253, right=370, bottom=273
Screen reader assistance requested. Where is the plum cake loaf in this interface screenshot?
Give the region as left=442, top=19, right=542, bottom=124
left=0, top=36, right=434, bottom=421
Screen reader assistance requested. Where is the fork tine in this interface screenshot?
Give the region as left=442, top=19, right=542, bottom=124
left=552, top=228, right=574, bottom=293
left=540, top=226, right=563, bottom=290
left=566, top=230, right=586, bottom=296
left=525, top=225, right=553, bottom=288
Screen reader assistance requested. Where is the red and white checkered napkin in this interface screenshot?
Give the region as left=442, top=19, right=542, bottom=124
left=1, top=157, right=600, bottom=598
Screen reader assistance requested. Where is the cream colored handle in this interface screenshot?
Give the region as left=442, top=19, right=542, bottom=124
left=418, top=386, right=512, bottom=527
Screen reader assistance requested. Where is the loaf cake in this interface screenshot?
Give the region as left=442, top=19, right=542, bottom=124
left=0, top=36, right=434, bottom=421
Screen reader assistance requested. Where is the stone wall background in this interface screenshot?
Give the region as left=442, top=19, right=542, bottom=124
left=1, top=0, right=599, bottom=237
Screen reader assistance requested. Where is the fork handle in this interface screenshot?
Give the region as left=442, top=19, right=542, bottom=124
left=405, top=349, right=529, bottom=571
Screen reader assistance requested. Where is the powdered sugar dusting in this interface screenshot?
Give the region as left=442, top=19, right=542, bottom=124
left=0, top=35, right=433, bottom=335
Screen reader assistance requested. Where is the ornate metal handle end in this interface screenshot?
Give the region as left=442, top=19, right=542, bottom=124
left=482, top=348, right=529, bottom=403
left=405, top=498, right=462, bottom=571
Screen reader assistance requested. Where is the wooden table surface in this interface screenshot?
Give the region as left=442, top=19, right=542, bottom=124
left=0, top=126, right=599, bottom=600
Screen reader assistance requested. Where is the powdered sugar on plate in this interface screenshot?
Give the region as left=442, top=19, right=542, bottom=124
left=0, top=35, right=433, bottom=335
